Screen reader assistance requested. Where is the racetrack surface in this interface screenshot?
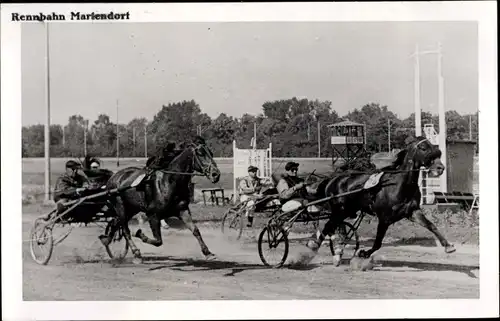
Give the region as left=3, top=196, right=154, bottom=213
left=23, top=213, right=479, bottom=300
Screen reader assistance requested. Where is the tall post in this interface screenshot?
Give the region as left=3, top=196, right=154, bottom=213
left=317, top=120, right=321, bottom=158
left=437, top=42, right=447, bottom=192
left=253, top=122, right=257, bottom=149
left=44, top=22, right=51, bottom=201
left=132, top=126, right=136, bottom=156
left=83, top=119, right=88, bottom=157
left=307, top=123, right=310, bottom=141
left=62, top=126, right=65, bottom=147
left=144, top=123, right=148, bottom=158
left=469, top=114, right=472, bottom=140
left=116, top=99, right=120, bottom=167
left=414, top=43, right=422, bottom=137
left=388, top=118, right=391, bottom=152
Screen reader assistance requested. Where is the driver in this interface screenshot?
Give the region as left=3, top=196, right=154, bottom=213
left=89, top=159, right=101, bottom=171
left=53, top=160, right=91, bottom=213
left=276, top=162, right=315, bottom=209
left=239, top=165, right=273, bottom=227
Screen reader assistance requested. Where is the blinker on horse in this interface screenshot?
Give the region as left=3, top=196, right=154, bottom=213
left=310, top=135, right=453, bottom=264
left=99, top=136, right=221, bottom=263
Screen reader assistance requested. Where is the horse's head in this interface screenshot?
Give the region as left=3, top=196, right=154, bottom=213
left=400, top=135, right=445, bottom=177
left=189, top=136, right=221, bottom=184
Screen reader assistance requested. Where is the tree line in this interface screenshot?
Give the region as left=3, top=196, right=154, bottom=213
left=22, top=98, right=478, bottom=158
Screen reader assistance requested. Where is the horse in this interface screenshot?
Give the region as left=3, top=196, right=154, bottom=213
left=308, top=135, right=455, bottom=264
left=98, top=136, right=221, bottom=263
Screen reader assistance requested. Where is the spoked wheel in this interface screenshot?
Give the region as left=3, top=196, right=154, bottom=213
left=221, top=205, right=244, bottom=241
left=329, top=221, right=360, bottom=265
left=30, top=218, right=54, bottom=265
left=103, top=222, right=129, bottom=260
left=258, top=224, right=289, bottom=268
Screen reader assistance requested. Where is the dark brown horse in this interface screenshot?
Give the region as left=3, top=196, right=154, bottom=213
left=99, top=136, right=221, bottom=263
left=309, top=136, right=455, bottom=262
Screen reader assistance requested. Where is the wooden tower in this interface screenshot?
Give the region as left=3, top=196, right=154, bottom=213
left=327, top=120, right=368, bottom=168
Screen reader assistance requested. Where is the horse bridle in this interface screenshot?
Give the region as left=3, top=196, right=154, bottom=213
left=191, top=144, right=216, bottom=178
left=154, top=144, right=216, bottom=178
left=405, top=138, right=439, bottom=170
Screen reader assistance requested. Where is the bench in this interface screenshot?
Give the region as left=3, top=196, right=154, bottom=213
left=201, top=188, right=226, bottom=206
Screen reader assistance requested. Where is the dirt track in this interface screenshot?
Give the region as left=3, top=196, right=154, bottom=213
left=23, top=213, right=479, bottom=300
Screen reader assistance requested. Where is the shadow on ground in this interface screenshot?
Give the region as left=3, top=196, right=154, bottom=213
left=62, top=254, right=323, bottom=276
left=375, top=259, right=479, bottom=278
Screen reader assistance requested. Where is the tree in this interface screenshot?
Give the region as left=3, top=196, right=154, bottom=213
left=346, top=103, right=400, bottom=152
left=151, top=100, right=210, bottom=147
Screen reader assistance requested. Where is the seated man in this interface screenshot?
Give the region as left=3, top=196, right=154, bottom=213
left=276, top=162, right=316, bottom=212
left=238, top=165, right=274, bottom=227
left=52, top=160, right=92, bottom=214
left=89, top=159, right=100, bottom=171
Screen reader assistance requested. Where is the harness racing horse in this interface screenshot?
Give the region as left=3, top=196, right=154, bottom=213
left=99, top=136, right=221, bottom=263
left=309, top=135, right=455, bottom=264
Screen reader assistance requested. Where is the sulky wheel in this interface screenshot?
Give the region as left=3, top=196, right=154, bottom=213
left=329, top=221, right=360, bottom=266
left=221, top=205, right=245, bottom=241
left=30, top=218, right=54, bottom=265
left=103, top=222, right=129, bottom=260
left=258, top=225, right=289, bottom=268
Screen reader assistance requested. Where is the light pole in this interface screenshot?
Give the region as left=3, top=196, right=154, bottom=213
left=116, top=99, right=120, bottom=167
left=83, top=119, right=88, bottom=157
left=144, top=123, right=148, bottom=158
left=44, top=22, right=51, bottom=201
left=317, top=120, right=321, bottom=158
left=388, top=118, right=391, bottom=153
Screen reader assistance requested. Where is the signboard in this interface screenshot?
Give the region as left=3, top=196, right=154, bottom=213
left=331, top=136, right=364, bottom=144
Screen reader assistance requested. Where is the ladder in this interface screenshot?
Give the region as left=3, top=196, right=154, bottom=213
left=469, top=194, right=479, bottom=214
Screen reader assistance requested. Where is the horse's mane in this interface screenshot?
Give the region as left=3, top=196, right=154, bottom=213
left=380, top=135, right=428, bottom=170
left=336, top=158, right=377, bottom=174
left=380, top=150, right=408, bottom=170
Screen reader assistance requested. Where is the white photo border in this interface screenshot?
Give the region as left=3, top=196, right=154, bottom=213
left=1, top=2, right=498, bottom=320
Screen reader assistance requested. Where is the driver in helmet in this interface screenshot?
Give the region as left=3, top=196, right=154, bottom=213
left=276, top=162, right=315, bottom=208
left=239, top=165, right=273, bottom=227
left=52, top=160, right=91, bottom=214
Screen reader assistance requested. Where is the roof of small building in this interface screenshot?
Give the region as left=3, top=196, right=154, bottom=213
left=327, top=120, right=365, bottom=127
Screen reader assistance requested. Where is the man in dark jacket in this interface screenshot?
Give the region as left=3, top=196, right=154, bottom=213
left=53, top=160, right=91, bottom=212
left=276, top=162, right=318, bottom=212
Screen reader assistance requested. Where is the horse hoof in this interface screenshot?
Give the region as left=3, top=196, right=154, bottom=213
left=306, top=240, right=320, bottom=252
left=358, top=250, right=369, bottom=259
left=205, top=254, right=216, bottom=261
left=134, top=229, right=143, bottom=238
left=98, top=235, right=110, bottom=247
left=332, top=254, right=342, bottom=267
left=445, top=245, right=456, bottom=253
left=132, top=257, right=143, bottom=264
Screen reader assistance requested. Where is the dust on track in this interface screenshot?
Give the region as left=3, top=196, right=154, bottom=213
left=22, top=212, right=479, bottom=301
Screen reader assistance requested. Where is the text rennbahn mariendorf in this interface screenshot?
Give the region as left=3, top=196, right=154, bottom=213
left=11, top=11, right=131, bottom=21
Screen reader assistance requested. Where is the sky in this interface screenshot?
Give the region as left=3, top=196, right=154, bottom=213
left=21, top=21, right=478, bottom=127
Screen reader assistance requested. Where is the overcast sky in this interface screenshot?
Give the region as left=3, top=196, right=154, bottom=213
left=22, top=21, right=478, bottom=126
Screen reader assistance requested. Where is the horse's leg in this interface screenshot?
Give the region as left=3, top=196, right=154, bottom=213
left=134, top=213, right=163, bottom=247
left=307, top=213, right=343, bottom=252
left=358, top=220, right=390, bottom=258
left=112, top=195, right=143, bottom=262
left=408, top=209, right=456, bottom=253
left=178, top=205, right=215, bottom=260
left=99, top=217, right=119, bottom=246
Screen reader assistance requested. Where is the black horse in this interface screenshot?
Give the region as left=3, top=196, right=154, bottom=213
left=99, top=136, right=221, bottom=263
left=308, top=136, right=455, bottom=263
